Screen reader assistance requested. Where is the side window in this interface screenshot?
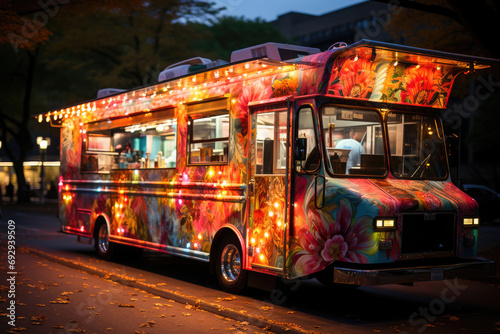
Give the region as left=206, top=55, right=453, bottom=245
left=188, top=114, right=229, bottom=164
left=114, top=120, right=177, bottom=169
left=81, top=116, right=177, bottom=172
left=255, top=111, right=287, bottom=174
left=81, top=134, right=114, bottom=173
left=296, top=107, right=318, bottom=171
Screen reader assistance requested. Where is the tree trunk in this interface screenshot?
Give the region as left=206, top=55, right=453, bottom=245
left=12, top=160, right=30, bottom=203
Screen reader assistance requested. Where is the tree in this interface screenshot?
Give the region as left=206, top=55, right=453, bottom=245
left=190, top=16, right=290, bottom=61
left=0, top=0, right=221, bottom=202
left=45, top=0, right=222, bottom=92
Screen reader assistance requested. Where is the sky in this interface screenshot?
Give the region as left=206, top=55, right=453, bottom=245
left=218, top=0, right=367, bottom=21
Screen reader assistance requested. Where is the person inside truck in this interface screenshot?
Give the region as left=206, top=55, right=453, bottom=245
left=335, top=129, right=365, bottom=174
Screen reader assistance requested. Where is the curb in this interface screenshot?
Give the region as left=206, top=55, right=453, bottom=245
left=24, top=247, right=313, bottom=334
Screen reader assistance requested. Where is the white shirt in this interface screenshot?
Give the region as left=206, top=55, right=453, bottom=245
left=335, top=139, right=365, bottom=173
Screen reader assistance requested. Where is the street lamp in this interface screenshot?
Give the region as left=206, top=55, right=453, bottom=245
left=37, top=137, right=50, bottom=204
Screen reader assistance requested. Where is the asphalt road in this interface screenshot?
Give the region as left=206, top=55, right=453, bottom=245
left=1, top=206, right=500, bottom=334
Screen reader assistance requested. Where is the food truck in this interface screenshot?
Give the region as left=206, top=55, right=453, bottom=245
left=39, top=40, right=496, bottom=293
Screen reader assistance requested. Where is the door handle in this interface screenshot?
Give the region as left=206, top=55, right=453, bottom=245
left=315, top=175, right=325, bottom=209
left=248, top=179, right=255, bottom=197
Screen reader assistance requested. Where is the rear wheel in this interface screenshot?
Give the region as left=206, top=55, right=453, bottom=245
left=215, top=234, right=247, bottom=293
left=95, top=222, right=116, bottom=260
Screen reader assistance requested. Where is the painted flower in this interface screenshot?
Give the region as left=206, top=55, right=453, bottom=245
left=321, top=235, right=348, bottom=262
left=234, top=78, right=272, bottom=129
left=293, top=197, right=378, bottom=276
left=271, top=73, right=298, bottom=97
left=329, top=55, right=375, bottom=99
left=401, top=65, right=443, bottom=106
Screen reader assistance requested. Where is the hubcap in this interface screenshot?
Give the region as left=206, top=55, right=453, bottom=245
left=220, top=244, right=241, bottom=283
left=98, top=224, right=109, bottom=254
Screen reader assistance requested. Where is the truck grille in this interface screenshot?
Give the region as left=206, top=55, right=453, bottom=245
left=401, top=213, right=456, bottom=257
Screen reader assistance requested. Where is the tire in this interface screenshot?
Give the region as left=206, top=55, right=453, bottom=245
left=95, top=222, right=116, bottom=260
left=215, top=234, right=247, bottom=294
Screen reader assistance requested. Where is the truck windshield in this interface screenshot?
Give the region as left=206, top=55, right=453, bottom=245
left=387, top=112, right=448, bottom=179
left=321, top=106, right=386, bottom=176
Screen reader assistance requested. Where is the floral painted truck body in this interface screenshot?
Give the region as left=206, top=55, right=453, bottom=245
left=40, top=40, right=495, bottom=292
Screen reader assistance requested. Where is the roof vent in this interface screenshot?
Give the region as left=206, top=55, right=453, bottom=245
left=97, top=88, right=126, bottom=98
left=230, top=42, right=321, bottom=63
left=158, top=57, right=213, bottom=82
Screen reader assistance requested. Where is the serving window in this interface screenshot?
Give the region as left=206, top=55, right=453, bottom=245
left=81, top=110, right=177, bottom=173
left=186, top=97, right=230, bottom=165
left=188, top=114, right=229, bottom=164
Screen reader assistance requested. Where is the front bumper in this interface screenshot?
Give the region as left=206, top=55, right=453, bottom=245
left=333, top=257, right=496, bottom=286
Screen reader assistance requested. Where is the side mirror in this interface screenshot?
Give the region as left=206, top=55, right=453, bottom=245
left=295, top=138, right=307, bottom=161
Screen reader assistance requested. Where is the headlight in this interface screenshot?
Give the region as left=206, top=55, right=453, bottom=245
left=373, top=217, right=397, bottom=231
left=462, top=216, right=479, bottom=228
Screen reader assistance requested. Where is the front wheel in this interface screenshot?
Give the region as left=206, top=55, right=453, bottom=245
left=215, top=235, right=247, bottom=294
left=95, top=223, right=116, bottom=260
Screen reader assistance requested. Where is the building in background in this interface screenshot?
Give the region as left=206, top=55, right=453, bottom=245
left=273, top=1, right=397, bottom=50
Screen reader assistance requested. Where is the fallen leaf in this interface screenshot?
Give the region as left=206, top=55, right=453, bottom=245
left=449, top=316, right=460, bottom=321
left=9, top=327, right=27, bottom=332
left=50, top=299, right=70, bottom=304
left=118, top=304, right=135, bottom=308
left=31, top=315, right=47, bottom=322
left=217, top=296, right=237, bottom=302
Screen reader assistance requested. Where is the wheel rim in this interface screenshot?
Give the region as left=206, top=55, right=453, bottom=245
left=220, top=244, right=241, bottom=283
left=98, top=224, right=109, bottom=254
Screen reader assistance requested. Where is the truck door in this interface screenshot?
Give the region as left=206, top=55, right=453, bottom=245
left=247, top=104, right=290, bottom=271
